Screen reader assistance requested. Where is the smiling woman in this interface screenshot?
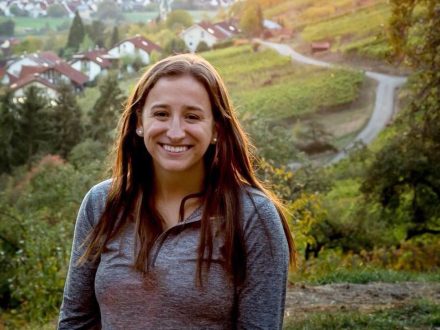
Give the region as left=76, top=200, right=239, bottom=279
left=57, top=53, right=295, bottom=329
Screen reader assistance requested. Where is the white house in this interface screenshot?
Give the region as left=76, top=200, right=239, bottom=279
left=6, top=51, right=61, bottom=77
left=180, top=20, right=239, bottom=53
left=108, top=35, right=161, bottom=65
left=10, top=74, right=59, bottom=100
left=70, top=49, right=112, bottom=81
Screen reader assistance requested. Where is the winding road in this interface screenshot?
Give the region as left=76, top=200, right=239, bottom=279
left=257, top=40, right=407, bottom=164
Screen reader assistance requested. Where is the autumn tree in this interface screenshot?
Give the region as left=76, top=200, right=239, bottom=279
left=165, top=9, right=193, bottom=30
left=361, top=0, right=440, bottom=240
left=239, top=0, right=264, bottom=37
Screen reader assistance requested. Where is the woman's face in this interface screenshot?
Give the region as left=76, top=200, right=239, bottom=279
left=138, top=75, right=216, bottom=178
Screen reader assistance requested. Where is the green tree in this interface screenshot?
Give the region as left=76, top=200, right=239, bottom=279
left=165, top=9, right=193, bottom=30
left=196, top=41, right=210, bottom=53
left=86, top=20, right=106, bottom=48
left=361, top=0, right=440, bottom=240
left=89, top=74, right=125, bottom=143
left=164, top=37, right=187, bottom=55
left=239, top=1, right=264, bottom=37
left=66, top=11, right=85, bottom=52
left=13, top=87, right=52, bottom=168
left=46, top=3, right=67, bottom=17
left=79, top=33, right=93, bottom=52
left=0, top=91, right=18, bottom=173
left=96, top=0, right=124, bottom=21
left=51, top=84, right=84, bottom=158
left=0, top=19, right=15, bottom=36
left=109, top=26, right=120, bottom=48
left=12, top=36, right=43, bottom=55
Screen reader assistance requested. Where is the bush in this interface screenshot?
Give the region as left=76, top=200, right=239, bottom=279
left=196, top=41, right=210, bottom=53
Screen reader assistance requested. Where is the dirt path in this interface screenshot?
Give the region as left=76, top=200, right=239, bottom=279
left=285, top=282, right=440, bottom=318
left=256, top=40, right=407, bottom=164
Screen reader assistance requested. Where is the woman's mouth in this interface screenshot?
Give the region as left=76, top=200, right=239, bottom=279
left=161, top=144, right=190, bottom=153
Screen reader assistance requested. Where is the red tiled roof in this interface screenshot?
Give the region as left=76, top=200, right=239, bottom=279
left=72, top=48, right=112, bottom=68
left=122, top=36, right=162, bottom=53
left=53, top=62, right=88, bottom=86
left=17, top=60, right=88, bottom=87
left=198, top=22, right=230, bottom=40
left=10, top=74, right=57, bottom=92
left=19, top=65, right=46, bottom=79
left=30, top=51, right=62, bottom=66
left=214, top=20, right=240, bottom=36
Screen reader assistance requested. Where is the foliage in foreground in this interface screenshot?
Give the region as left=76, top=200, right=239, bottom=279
left=284, top=299, right=440, bottom=330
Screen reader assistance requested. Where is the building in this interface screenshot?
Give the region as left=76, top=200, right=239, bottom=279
left=107, top=35, right=161, bottom=66
left=70, top=48, right=112, bottom=81
left=180, top=20, right=239, bottom=53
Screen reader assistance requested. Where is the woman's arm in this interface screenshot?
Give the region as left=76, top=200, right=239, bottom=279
left=236, top=193, right=290, bottom=330
left=57, top=188, right=102, bottom=329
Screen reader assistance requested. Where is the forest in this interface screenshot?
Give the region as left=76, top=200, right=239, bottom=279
left=0, top=0, right=439, bottom=328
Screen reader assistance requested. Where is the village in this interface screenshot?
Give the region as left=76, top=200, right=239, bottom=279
left=0, top=7, right=292, bottom=104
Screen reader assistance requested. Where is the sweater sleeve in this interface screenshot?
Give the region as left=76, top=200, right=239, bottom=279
left=236, top=192, right=290, bottom=330
left=58, top=184, right=106, bottom=329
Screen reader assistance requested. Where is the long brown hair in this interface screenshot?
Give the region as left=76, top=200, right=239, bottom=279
left=80, top=53, right=295, bottom=284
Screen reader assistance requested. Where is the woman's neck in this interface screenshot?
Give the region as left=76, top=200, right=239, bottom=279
left=153, top=170, right=205, bottom=202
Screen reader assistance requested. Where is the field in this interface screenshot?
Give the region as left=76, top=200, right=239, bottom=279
left=0, top=16, right=70, bottom=35
left=203, top=45, right=365, bottom=121
left=123, top=10, right=218, bottom=23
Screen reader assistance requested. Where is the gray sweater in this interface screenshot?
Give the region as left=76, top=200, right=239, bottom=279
left=58, top=180, right=289, bottom=329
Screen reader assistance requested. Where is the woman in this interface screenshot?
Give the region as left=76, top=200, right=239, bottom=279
left=58, top=53, right=295, bottom=329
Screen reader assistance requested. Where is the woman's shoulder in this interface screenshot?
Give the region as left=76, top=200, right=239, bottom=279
left=240, top=185, right=275, bottom=209
left=78, top=179, right=112, bottom=225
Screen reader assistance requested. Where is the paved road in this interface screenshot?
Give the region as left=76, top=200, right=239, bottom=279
left=257, top=40, right=407, bottom=164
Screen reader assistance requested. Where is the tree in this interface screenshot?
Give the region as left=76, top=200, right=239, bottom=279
left=239, top=1, right=264, bottom=37
left=109, top=26, right=120, bottom=48
left=164, top=37, right=187, bottom=55
left=13, top=87, right=52, bottom=168
left=86, top=20, right=106, bottom=48
left=0, top=19, right=15, bottom=36
left=12, top=36, right=43, bottom=55
left=196, top=41, right=210, bottom=53
left=47, top=3, right=67, bottom=17
left=96, top=0, right=124, bottom=21
left=89, top=74, right=125, bottom=144
left=66, top=11, right=85, bottom=52
left=0, top=91, right=18, bottom=173
left=361, top=0, right=440, bottom=240
left=79, top=33, right=93, bottom=52
left=51, top=84, right=84, bottom=158
left=165, top=10, right=193, bottom=30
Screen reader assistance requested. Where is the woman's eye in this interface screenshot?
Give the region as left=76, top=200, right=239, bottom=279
left=153, top=111, right=168, bottom=119
left=186, top=114, right=200, bottom=121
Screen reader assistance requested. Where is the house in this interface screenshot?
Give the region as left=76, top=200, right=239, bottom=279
left=10, top=74, right=59, bottom=100
left=70, top=48, right=112, bottom=81
left=107, top=35, right=161, bottom=65
left=6, top=51, right=61, bottom=77
left=180, top=20, right=239, bottom=53
left=5, top=51, right=88, bottom=89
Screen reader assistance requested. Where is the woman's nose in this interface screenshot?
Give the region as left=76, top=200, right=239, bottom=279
left=166, top=117, right=185, bottom=140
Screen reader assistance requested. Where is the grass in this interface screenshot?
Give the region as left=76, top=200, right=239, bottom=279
left=283, top=299, right=440, bottom=329
left=202, top=45, right=364, bottom=121
left=123, top=10, right=218, bottom=23
left=301, top=2, right=390, bottom=42
left=0, top=17, right=71, bottom=35
left=296, top=268, right=440, bottom=285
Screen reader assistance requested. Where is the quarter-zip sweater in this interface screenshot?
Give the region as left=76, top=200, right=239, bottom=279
left=58, top=180, right=289, bottom=330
